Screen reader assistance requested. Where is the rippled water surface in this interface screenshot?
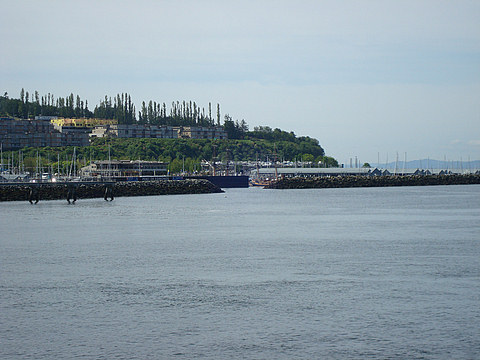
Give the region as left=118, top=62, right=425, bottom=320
left=1, top=185, right=480, bottom=359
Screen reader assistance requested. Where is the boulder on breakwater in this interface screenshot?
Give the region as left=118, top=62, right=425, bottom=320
left=0, top=179, right=223, bottom=202
left=265, top=174, right=480, bottom=190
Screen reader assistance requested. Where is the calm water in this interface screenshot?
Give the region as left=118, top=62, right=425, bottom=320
left=1, top=185, right=479, bottom=359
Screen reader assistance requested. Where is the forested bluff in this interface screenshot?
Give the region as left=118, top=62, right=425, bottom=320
left=1, top=90, right=338, bottom=173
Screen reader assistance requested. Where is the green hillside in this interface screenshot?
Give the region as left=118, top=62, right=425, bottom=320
left=1, top=90, right=338, bottom=174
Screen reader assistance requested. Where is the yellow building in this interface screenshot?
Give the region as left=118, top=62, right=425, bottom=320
left=51, top=118, right=118, bottom=128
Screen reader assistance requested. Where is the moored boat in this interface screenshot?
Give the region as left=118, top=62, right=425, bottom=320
left=249, top=178, right=271, bottom=187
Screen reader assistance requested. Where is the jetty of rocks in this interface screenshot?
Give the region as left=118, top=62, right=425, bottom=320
left=0, top=179, right=223, bottom=202
left=266, top=174, right=480, bottom=190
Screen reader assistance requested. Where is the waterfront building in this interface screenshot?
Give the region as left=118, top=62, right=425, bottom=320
left=80, top=160, right=168, bottom=178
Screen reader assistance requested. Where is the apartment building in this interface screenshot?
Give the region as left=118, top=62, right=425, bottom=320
left=90, top=124, right=226, bottom=140
left=175, top=126, right=227, bottom=140
left=0, top=117, right=89, bottom=150
left=90, top=124, right=178, bottom=139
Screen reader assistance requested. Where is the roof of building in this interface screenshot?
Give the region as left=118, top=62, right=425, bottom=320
left=93, top=160, right=167, bottom=165
left=254, top=167, right=375, bottom=175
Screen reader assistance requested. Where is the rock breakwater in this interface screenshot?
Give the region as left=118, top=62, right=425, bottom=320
left=266, top=174, right=480, bottom=190
left=0, top=179, right=223, bottom=202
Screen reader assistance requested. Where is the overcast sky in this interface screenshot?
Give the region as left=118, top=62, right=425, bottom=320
left=1, top=0, right=479, bottom=164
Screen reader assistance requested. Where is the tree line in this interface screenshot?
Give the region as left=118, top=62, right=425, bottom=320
left=138, top=100, right=221, bottom=127
left=0, top=89, right=223, bottom=128
left=0, top=89, right=316, bottom=142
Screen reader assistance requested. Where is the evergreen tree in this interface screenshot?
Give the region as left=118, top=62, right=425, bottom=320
left=147, top=100, right=153, bottom=124
left=75, top=95, right=81, bottom=117
left=25, top=91, right=30, bottom=118
left=140, top=101, right=147, bottom=124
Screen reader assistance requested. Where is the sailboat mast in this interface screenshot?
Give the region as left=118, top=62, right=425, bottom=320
left=394, top=152, right=399, bottom=175
left=73, top=147, right=76, bottom=177
left=273, top=144, right=278, bottom=179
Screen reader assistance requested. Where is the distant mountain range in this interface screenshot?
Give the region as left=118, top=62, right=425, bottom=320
left=369, top=159, right=480, bottom=171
